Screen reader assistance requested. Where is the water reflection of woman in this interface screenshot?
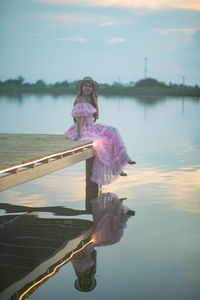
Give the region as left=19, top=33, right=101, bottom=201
left=65, top=76, right=136, bottom=184
left=71, top=193, right=135, bottom=292
left=72, top=248, right=97, bottom=292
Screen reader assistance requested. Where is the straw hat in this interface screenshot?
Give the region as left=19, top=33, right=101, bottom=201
left=74, top=277, right=97, bottom=292
left=76, top=76, right=99, bottom=91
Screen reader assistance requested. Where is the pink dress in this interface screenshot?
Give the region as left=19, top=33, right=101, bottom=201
left=65, top=102, right=131, bottom=185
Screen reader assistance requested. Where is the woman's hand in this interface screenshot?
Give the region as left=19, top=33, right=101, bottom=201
left=93, top=112, right=99, bottom=122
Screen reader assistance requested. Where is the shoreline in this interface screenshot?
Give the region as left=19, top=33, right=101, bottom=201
left=0, top=87, right=200, bottom=98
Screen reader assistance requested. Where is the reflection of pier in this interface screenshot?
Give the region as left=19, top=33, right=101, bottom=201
left=0, top=205, right=93, bottom=300
left=0, top=194, right=134, bottom=299
left=0, top=133, right=100, bottom=195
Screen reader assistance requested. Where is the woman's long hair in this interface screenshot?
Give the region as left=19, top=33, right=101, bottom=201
left=90, top=91, right=99, bottom=121
left=73, top=84, right=99, bottom=122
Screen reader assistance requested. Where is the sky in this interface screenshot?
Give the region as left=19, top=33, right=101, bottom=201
left=0, top=0, right=200, bottom=85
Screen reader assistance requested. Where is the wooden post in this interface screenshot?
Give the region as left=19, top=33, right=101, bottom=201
left=86, top=157, right=102, bottom=211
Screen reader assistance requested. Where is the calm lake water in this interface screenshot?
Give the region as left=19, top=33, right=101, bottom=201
left=0, top=94, right=200, bottom=300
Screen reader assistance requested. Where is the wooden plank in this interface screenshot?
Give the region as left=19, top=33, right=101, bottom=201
left=0, top=133, right=92, bottom=171
left=0, top=148, right=94, bottom=191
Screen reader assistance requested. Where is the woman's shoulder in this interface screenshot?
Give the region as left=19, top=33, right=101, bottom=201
left=72, top=98, right=96, bottom=116
left=76, top=96, right=88, bottom=104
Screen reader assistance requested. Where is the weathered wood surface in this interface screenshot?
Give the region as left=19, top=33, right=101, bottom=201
left=0, top=133, right=92, bottom=171
left=0, top=133, right=94, bottom=191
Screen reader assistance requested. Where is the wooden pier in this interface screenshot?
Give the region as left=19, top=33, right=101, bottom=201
left=0, top=133, right=101, bottom=299
left=0, top=133, right=99, bottom=193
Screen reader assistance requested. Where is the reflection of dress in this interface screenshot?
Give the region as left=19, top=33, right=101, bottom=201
left=91, top=193, right=130, bottom=246
left=71, top=193, right=131, bottom=273
left=65, top=102, right=131, bottom=185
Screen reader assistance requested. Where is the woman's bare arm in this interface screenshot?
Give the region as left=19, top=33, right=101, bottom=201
left=76, top=117, right=83, bottom=139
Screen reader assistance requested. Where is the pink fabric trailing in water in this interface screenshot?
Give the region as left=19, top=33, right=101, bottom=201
left=65, top=102, right=131, bottom=185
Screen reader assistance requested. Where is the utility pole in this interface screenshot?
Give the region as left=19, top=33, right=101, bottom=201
left=182, top=76, right=185, bottom=115
left=182, top=76, right=185, bottom=90
left=144, top=57, right=148, bottom=79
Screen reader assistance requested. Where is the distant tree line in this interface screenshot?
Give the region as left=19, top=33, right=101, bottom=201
left=0, top=76, right=200, bottom=97
left=0, top=76, right=75, bottom=94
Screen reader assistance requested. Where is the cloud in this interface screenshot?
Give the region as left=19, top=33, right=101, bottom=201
left=104, top=167, right=200, bottom=214
left=100, top=21, right=116, bottom=26
left=107, top=37, right=126, bottom=44
left=56, top=37, right=87, bottom=42
left=36, top=13, right=116, bottom=26
left=3, top=191, right=48, bottom=207
left=34, top=0, right=200, bottom=11
left=57, top=36, right=126, bottom=44
left=151, top=28, right=197, bottom=35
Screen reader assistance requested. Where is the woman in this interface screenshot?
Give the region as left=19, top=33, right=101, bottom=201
left=65, top=76, right=136, bottom=185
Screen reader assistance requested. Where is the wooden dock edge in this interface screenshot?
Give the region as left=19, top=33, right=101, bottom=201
left=0, top=148, right=94, bottom=192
